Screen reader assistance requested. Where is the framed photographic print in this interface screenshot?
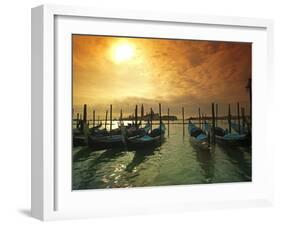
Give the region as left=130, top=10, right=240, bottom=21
left=31, top=4, right=274, bottom=221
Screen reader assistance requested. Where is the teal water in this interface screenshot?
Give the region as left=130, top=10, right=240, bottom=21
left=72, top=120, right=251, bottom=190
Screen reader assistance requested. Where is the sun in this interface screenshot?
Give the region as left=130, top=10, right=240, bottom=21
left=112, top=43, right=135, bottom=63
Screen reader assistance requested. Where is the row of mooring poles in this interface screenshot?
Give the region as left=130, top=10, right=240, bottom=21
left=75, top=107, right=105, bottom=129
left=75, top=102, right=248, bottom=142
left=209, top=102, right=245, bottom=144
left=72, top=103, right=246, bottom=138
left=192, top=102, right=247, bottom=138
left=198, top=107, right=213, bottom=129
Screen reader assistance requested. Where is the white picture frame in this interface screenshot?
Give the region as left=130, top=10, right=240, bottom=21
left=31, top=4, right=274, bottom=221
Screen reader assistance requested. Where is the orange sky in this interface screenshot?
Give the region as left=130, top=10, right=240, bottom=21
left=72, top=35, right=251, bottom=118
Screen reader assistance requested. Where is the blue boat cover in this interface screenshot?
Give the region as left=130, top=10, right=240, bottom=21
left=203, top=122, right=246, bottom=141
left=196, top=133, right=207, bottom=141
left=140, top=135, right=154, bottom=141
left=223, top=133, right=246, bottom=141
left=188, top=123, right=207, bottom=140
left=231, top=121, right=248, bottom=134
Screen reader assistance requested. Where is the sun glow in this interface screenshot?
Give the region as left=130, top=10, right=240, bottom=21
left=112, top=43, right=135, bottom=63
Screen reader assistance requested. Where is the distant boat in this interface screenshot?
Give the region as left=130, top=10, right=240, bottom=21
left=187, top=122, right=210, bottom=151
left=203, top=122, right=250, bottom=147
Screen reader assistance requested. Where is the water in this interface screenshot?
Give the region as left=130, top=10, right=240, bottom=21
left=72, top=120, right=251, bottom=190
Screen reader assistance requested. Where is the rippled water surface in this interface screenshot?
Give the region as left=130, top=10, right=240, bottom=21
left=72, top=121, right=251, bottom=190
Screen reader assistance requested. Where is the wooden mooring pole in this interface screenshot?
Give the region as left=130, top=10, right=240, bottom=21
left=211, top=103, right=216, bottom=144
left=83, top=104, right=87, bottom=124
left=246, top=78, right=252, bottom=121
left=140, top=104, right=144, bottom=126
left=159, top=103, right=162, bottom=144
left=76, top=113, right=79, bottom=128
left=237, top=102, right=241, bottom=134
left=241, top=107, right=245, bottom=133
left=120, top=109, right=123, bottom=121
left=228, top=104, right=232, bottom=133
left=82, top=104, right=88, bottom=135
left=168, top=108, right=170, bottom=137
left=198, top=107, right=201, bottom=129
left=93, top=110, right=95, bottom=127
left=215, top=103, right=218, bottom=127
left=79, top=113, right=82, bottom=129
left=159, top=103, right=162, bottom=124
left=110, top=104, right=112, bottom=132
left=150, top=108, right=153, bottom=130
left=105, top=110, right=108, bottom=130
left=135, top=105, right=138, bottom=127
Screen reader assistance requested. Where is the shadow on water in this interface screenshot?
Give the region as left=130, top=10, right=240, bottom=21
left=125, top=139, right=165, bottom=172
left=73, top=146, right=92, bottom=162
left=73, top=146, right=125, bottom=163
left=189, top=141, right=215, bottom=183
left=73, top=148, right=128, bottom=190
left=87, top=148, right=127, bottom=168
left=196, top=149, right=215, bottom=183
left=220, top=145, right=252, bottom=180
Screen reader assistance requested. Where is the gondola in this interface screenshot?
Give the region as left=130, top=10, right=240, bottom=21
left=230, top=121, right=249, bottom=135
left=73, top=122, right=103, bottom=147
left=73, top=135, right=87, bottom=147
left=88, top=134, right=126, bottom=150
left=187, top=121, right=210, bottom=151
left=73, top=126, right=87, bottom=147
left=203, top=122, right=250, bottom=147
left=127, top=123, right=166, bottom=149
left=88, top=123, right=151, bottom=150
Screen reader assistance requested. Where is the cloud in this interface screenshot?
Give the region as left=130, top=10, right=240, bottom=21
left=73, top=35, right=251, bottom=117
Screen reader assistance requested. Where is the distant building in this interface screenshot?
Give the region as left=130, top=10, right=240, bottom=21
left=125, top=113, right=177, bottom=121
left=162, top=115, right=177, bottom=121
